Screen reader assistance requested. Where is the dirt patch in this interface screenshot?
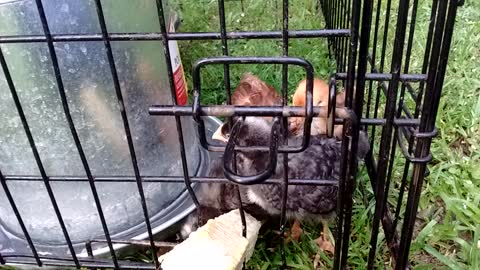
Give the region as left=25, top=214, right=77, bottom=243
left=449, top=135, right=472, bottom=156
left=413, top=198, right=445, bottom=239
left=412, top=249, right=442, bottom=267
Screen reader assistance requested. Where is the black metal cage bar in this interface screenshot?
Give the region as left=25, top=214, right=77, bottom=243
left=396, top=0, right=463, bottom=269
left=279, top=1, right=290, bottom=267
left=0, top=0, right=461, bottom=269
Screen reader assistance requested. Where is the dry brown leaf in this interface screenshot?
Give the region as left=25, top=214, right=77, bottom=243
left=290, top=219, right=303, bottom=242
left=315, top=236, right=335, bottom=254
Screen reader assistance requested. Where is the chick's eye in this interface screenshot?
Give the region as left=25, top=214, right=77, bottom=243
left=220, top=124, right=231, bottom=137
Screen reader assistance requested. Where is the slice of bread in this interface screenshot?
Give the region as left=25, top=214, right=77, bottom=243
left=159, top=209, right=261, bottom=270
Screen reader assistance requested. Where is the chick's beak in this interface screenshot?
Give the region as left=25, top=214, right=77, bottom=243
left=212, top=125, right=229, bottom=143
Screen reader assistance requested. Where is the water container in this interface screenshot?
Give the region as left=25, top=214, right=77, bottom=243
left=0, top=0, right=215, bottom=257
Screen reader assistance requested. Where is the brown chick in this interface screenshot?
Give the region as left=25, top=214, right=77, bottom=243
left=213, top=73, right=282, bottom=143
left=289, top=78, right=346, bottom=139
left=231, top=73, right=282, bottom=107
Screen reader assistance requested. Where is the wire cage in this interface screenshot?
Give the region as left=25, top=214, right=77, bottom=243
left=0, top=0, right=462, bottom=269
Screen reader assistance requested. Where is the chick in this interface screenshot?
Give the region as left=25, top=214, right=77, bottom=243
left=179, top=151, right=272, bottom=240
left=198, top=73, right=281, bottom=209
left=218, top=116, right=369, bottom=252
left=231, top=73, right=282, bottom=107
left=196, top=155, right=269, bottom=218
left=180, top=73, right=282, bottom=239
left=289, top=78, right=346, bottom=139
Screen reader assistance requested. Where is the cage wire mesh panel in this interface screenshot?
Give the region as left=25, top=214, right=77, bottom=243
left=0, top=0, right=461, bottom=269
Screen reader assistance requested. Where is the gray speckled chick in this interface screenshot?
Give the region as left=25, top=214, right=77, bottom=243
left=221, top=116, right=369, bottom=248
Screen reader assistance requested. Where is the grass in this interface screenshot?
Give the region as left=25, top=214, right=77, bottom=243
left=168, top=0, right=480, bottom=269
left=174, top=0, right=335, bottom=105
left=247, top=222, right=333, bottom=270
left=409, top=0, right=480, bottom=268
